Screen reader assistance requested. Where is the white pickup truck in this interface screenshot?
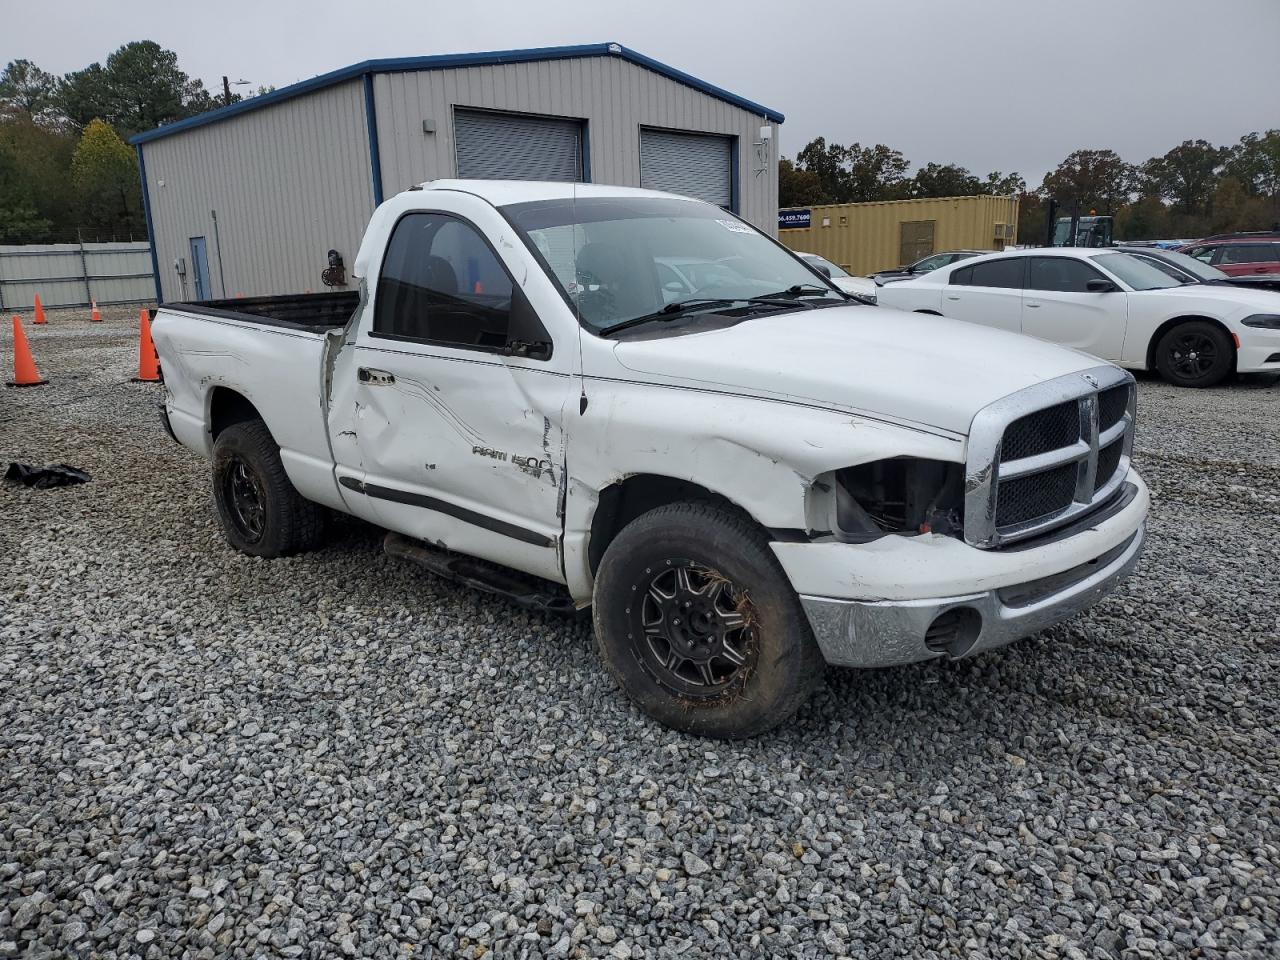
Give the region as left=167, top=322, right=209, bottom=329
left=153, top=180, right=1149, bottom=738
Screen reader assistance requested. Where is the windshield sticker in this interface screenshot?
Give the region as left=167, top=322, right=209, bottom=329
left=717, top=219, right=754, bottom=235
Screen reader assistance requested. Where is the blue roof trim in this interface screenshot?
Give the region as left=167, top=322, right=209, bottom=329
left=128, top=42, right=783, bottom=145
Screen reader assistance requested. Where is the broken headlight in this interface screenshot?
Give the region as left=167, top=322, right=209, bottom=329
left=812, top=458, right=964, bottom=542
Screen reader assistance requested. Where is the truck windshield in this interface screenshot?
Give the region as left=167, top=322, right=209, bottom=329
left=501, top=196, right=843, bottom=333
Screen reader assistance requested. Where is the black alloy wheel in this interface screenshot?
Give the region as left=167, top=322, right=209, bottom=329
left=628, top=560, right=755, bottom=697
left=1155, top=320, right=1233, bottom=388
left=211, top=419, right=325, bottom=557
left=592, top=500, right=825, bottom=738
left=1167, top=331, right=1218, bottom=379
left=224, top=456, right=267, bottom=542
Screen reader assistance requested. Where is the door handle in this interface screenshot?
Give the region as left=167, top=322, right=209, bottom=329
left=945, top=295, right=960, bottom=301
left=1025, top=302, right=1041, bottom=308
left=358, top=367, right=395, bottom=385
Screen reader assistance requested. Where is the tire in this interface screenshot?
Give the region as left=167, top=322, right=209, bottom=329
left=211, top=420, right=325, bottom=557
left=1154, top=321, right=1234, bottom=387
left=592, top=501, right=825, bottom=738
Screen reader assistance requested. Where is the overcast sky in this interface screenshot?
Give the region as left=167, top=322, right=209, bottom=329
left=6, top=0, right=1278, bottom=185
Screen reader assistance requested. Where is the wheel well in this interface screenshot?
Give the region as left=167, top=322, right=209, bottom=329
left=587, top=475, right=740, bottom=576
left=208, top=387, right=264, bottom=439
left=1146, top=315, right=1237, bottom=371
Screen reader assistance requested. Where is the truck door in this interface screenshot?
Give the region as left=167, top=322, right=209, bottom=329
left=1020, top=255, right=1127, bottom=361
left=328, top=205, right=572, bottom=584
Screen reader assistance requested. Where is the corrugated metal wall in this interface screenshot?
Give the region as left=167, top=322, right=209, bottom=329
left=0, top=242, right=153, bottom=310
left=140, top=81, right=374, bottom=303
left=140, top=57, right=780, bottom=302
left=778, top=195, right=1020, bottom=276
left=373, top=57, right=777, bottom=232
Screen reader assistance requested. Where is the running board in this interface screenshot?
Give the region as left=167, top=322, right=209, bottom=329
left=383, top=532, right=579, bottom=616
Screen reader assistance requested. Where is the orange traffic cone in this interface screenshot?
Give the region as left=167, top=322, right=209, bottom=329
left=133, top=309, right=160, bottom=382
left=90, top=300, right=101, bottom=322
left=8, top=315, right=47, bottom=387
left=33, top=294, right=46, bottom=325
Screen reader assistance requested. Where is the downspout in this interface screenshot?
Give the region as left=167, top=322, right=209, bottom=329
left=136, top=145, right=163, bottom=304
left=363, top=73, right=384, bottom=206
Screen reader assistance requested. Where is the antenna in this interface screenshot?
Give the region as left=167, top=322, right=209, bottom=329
left=573, top=177, right=588, bottom=415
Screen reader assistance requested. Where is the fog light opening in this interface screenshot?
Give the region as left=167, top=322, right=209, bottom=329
left=925, top=607, right=982, bottom=658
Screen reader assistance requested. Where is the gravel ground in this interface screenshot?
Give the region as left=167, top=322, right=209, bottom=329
left=2, top=313, right=1278, bottom=959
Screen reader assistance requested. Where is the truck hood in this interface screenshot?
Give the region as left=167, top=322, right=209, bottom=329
left=610, top=305, right=1105, bottom=436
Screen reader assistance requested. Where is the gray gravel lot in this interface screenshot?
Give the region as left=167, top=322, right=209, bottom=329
left=2, top=313, right=1278, bottom=959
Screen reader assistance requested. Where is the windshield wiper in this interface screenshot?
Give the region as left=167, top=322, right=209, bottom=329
left=599, top=288, right=844, bottom=338
left=756, top=283, right=837, bottom=299
left=598, top=298, right=739, bottom=337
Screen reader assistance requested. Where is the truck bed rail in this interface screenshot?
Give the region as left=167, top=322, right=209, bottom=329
left=169, top=291, right=359, bottom=331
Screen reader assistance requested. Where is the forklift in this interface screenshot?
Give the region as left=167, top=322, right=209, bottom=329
left=1044, top=199, right=1114, bottom=247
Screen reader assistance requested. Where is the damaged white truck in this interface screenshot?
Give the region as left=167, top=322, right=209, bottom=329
left=152, top=181, right=1149, bottom=738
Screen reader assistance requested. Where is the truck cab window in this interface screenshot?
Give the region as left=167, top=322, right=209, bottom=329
left=374, top=213, right=515, bottom=349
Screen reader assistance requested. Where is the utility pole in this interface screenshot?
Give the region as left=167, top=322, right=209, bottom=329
left=222, top=77, right=251, bottom=107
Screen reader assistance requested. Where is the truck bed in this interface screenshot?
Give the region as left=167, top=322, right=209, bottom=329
left=169, top=291, right=360, bottom=331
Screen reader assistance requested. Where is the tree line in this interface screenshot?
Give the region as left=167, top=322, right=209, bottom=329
left=781, top=133, right=1280, bottom=242
left=0, top=42, right=271, bottom=243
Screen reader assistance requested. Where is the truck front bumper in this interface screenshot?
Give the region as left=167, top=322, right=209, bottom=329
left=772, top=472, right=1149, bottom=668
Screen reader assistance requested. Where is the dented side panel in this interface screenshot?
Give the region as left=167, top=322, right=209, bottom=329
left=151, top=311, right=348, bottom=511
left=559, top=366, right=965, bottom=601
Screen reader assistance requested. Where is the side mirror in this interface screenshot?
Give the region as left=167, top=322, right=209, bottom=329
left=1086, top=279, right=1118, bottom=292
left=815, top=264, right=832, bottom=278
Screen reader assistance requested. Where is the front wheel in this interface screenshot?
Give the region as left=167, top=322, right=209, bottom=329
left=592, top=501, right=825, bottom=738
left=1154, top=321, right=1234, bottom=387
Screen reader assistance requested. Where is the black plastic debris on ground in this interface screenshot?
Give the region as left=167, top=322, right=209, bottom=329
left=4, top=462, right=91, bottom=489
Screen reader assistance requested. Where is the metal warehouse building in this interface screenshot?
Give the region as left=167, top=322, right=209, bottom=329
left=131, top=42, right=783, bottom=304
left=778, top=195, right=1020, bottom=276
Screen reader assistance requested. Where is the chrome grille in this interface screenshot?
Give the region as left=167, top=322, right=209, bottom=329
left=1000, top=400, right=1081, bottom=462
left=1098, top=384, right=1129, bottom=431
left=995, top=462, right=1079, bottom=527
left=965, top=366, right=1136, bottom=548
left=1096, top=437, right=1125, bottom=489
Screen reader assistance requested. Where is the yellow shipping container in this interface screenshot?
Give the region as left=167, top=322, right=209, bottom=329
left=778, top=195, right=1019, bottom=276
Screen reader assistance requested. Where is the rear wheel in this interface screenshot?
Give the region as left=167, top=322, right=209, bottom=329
left=212, top=420, right=325, bottom=557
left=592, top=501, right=825, bottom=738
left=1154, top=321, right=1233, bottom=387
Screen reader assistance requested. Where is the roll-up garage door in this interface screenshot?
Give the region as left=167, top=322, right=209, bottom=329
left=640, top=129, right=733, bottom=207
left=454, top=109, right=584, bottom=182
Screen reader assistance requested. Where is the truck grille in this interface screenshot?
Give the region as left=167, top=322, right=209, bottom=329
left=995, top=462, right=1079, bottom=527
left=965, top=367, right=1136, bottom=548
left=1000, top=400, right=1080, bottom=462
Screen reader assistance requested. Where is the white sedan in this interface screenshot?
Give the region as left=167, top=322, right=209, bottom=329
left=877, top=247, right=1280, bottom=386
left=796, top=252, right=878, bottom=301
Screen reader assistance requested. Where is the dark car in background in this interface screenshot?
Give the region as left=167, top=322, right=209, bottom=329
left=1177, top=239, right=1280, bottom=287
left=1116, top=246, right=1273, bottom=290
left=872, top=250, right=985, bottom=285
